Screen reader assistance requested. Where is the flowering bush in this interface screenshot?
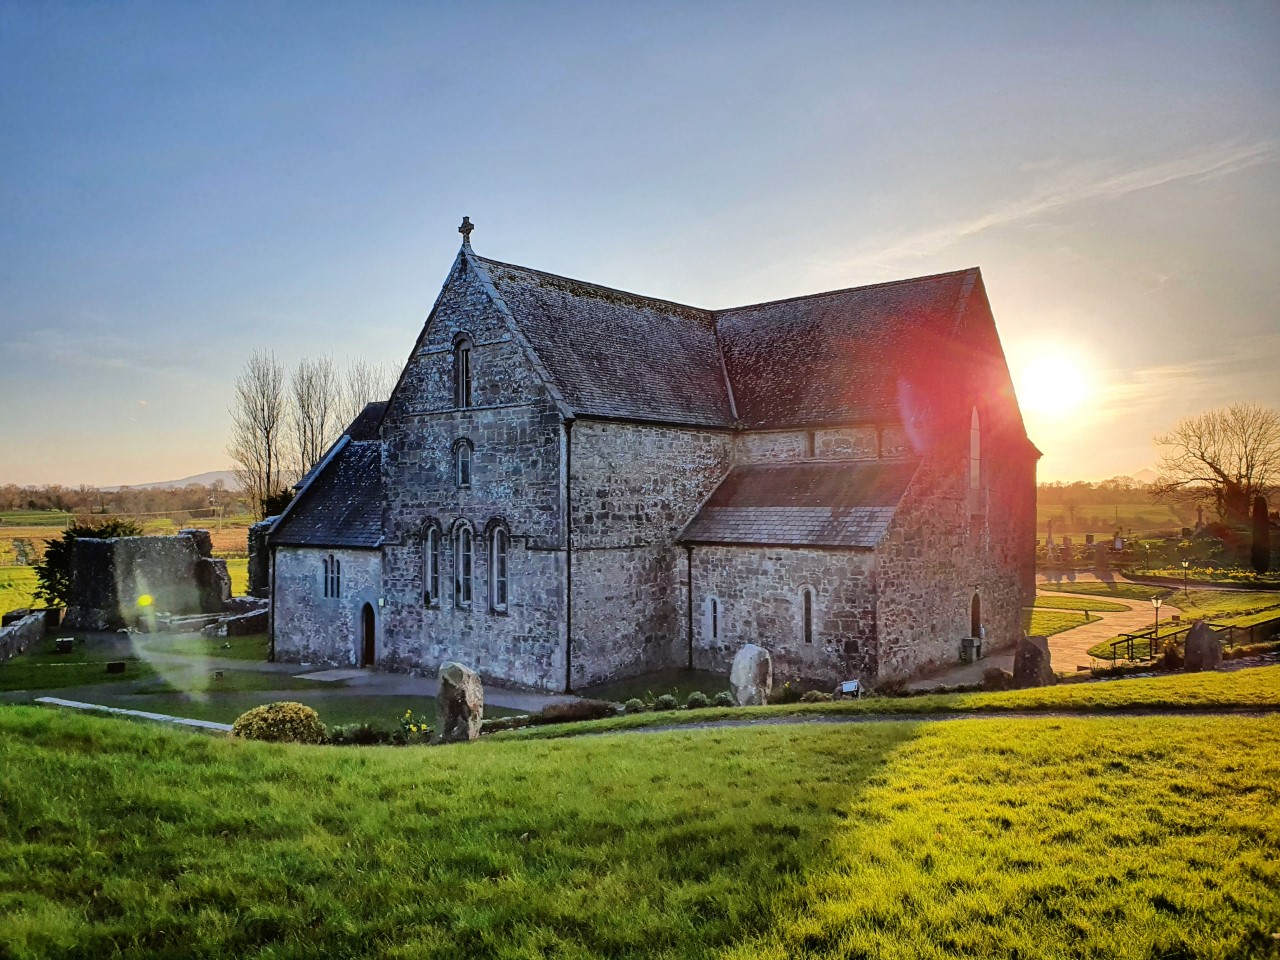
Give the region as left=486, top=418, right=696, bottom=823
left=399, top=709, right=433, bottom=742
left=231, top=701, right=326, bottom=744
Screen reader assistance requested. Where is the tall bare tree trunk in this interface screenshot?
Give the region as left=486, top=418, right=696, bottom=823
left=228, top=350, right=288, bottom=518
left=336, top=358, right=396, bottom=431
left=290, top=356, right=340, bottom=478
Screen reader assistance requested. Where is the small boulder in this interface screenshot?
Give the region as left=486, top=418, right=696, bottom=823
left=981, top=666, right=1014, bottom=691
left=437, top=661, right=483, bottom=742
left=1012, top=635, right=1055, bottom=688
left=730, top=643, right=772, bottom=706
left=1183, top=621, right=1222, bottom=673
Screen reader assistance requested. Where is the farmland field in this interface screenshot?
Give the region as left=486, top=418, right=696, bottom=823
left=0, top=566, right=39, bottom=616
left=1034, top=500, right=1188, bottom=537
left=0, top=706, right=1275, bottom=959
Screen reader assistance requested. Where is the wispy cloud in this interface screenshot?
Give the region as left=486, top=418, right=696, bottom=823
left=833, top=141, right=1278, bottom=276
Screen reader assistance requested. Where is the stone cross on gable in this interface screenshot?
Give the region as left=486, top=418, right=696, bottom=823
left=458, top=217, right=474, bottom=245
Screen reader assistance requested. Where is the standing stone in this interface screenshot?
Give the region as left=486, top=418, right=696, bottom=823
left=1012, top=635, right=1055, bottom=688
left=730, top=643, right=772, bottom=706
left=1183, top=621, right=1222, bottom=672
left=437, top=661, right=483, bottom=742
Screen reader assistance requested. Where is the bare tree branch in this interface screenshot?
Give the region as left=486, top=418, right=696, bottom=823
left=227, top=350, right=288, bottom=518
left=289, top=355, right=340, bottom=478
left=336, top=358, right=395, bottom=432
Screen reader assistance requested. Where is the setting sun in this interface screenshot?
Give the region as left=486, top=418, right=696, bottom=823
left=1016, top=352, right=1092, bottom=418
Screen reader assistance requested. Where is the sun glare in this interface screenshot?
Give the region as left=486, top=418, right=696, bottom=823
left=1016, top=352, right=1091, bottom=419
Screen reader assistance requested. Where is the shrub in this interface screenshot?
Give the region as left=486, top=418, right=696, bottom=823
left=624, top=698, right=647, bottom=714
left=799, top=690, right=832, bottom=703
left=536, top=699, right=617, bottom=724
left=399, top=709, right=433, bottom=742
left=232, top=701, right=326, bottom=744
left=653, top=694, right=679, bottom=711
left=768, top=681, right=802, bottom=705
left=329, top=723, right=391, bottom=746
left=712, top=691, right=735, bottom=708
left=685, top=691, right=710, bottom=709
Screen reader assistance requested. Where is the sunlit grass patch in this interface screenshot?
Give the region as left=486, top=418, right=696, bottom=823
left=0, top=565, right=40, bottom=616
left=1023, top=608, right=1099, bottom=637
left=1039, top=581, right=1169, bottom=602
left=0, top=708, right=1275, bottom=958
left=1033, top=595, right=1128, bottom=613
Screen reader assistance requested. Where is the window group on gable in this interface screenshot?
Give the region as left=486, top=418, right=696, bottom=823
left=322, top=554, right=342, bottom=599
left=420, top=517, right=514, bottom=614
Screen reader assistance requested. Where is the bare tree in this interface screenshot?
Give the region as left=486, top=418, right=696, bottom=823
left=1152, top=402, right=1280, bottom=524
left=228, top=350, right=289, bottom=518
left=289, top=355, right=340, bottom=478
left=336, top=358, right=395, bottom=432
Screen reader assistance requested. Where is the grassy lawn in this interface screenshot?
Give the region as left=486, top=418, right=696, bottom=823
left=1033, top=594, right=1129, bottom=612
left=0, top=707, right=1276, bottom=959
left=1035, top=501, right=1184, bottom=535
left=135, top=632, right=268, bottom=661
left=0, top=565, right=40, bottom=617
left=224, top=557, right=248, bottom=596
left=1022, top=607, right=1098, bottom=637
left=1039, top=580, right=1169, bottom=602
left=579, top=668, right=730, bottom=703
left=1146, top=567, right=1280, bottom=589
left=1086, top=590, right=1280, bottom=659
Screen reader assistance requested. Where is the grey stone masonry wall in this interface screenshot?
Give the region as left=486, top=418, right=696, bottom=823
left=248, top=518, right=277, bottom=598
left=568, top=419, right=733, bottom=688
left=1, top=612, right=45, bottom=665
left=735, top=425, right=892, bottom=463
left=689, top=544, right=877, bottom=684
left=273, top=547, right=382, bottom=666
left=874, top=440, right=1035, bottom=681
left=378, top=253, right=568, bottom=690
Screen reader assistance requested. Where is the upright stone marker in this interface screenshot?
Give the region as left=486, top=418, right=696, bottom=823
left=730, top=643, right=772, bottom=706
left=1183, top=621, right=1222, bottom=672
left=1012, top=635, right=1055, bottom=688
left=437, top=661, right=483, bottom=742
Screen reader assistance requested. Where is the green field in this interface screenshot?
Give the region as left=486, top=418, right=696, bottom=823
left=0, top=510, right=73, bottom=527
left=1033, top=595, right=1129, bottom=612
left=1035, top=500, right=1185, bottom=536
left=1022, top=607, right=1098, bottom=637
left=0, top=703, right=1276, bottom=959
left=1039, top=581, right=1169, bottom=602
left=0, top=566, right=39, bottom=616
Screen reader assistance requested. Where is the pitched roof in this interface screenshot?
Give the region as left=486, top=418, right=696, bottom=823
left=680, top=460, right=918, bottom=548
left=715, top=269, right=978, bottom=428
left=346, top=401, right=387, bottom=441
left=270, top=440, right=383, bottom=549
left=474, top=255, right=736, bottom=427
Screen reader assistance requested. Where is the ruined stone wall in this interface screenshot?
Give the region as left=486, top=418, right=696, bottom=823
left=874, top=441, right=1036, bottom=680
left=63, top=531, right=229, bottom=630
left=689, top=544, right=877, bottom=685
left=247, top=518, right=277, bottom=598
left=0, top=611, right=45, bottom=665
left=569, top=419, right=733, bottom=688
left=273, top=547, right=382, bottom=665
left=377, top=255, right=568, bottom=690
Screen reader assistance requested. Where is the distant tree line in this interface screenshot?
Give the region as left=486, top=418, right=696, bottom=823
left=228, top=352, right=395, bottom=518
left=0, top=482, right=239, bottom=518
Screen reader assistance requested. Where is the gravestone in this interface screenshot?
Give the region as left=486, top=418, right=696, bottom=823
left=1183, top=621, right=1222, bottom=672
left=436, top=661, right=483, bottom=742
left=1012, top=635, right=1055, bottom=688
left=730, top=644, right=772, bottom=706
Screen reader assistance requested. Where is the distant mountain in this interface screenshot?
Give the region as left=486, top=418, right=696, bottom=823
left=110, top=470, right=241, bottom=491
left=1131, top=468, right=1159, bottom=484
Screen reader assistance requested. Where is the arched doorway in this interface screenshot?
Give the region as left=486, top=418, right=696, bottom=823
left=361, top=604, right=376, bottom=667
left=970, top=593, right=981, bottom=638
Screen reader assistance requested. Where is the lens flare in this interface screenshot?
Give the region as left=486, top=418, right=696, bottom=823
left=136, top=594, right=154, bottom=608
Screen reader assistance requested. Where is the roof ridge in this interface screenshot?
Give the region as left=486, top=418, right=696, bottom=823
left=472, top=254, right=715, bottom=321
left=713, top=267, right=980, bottom=315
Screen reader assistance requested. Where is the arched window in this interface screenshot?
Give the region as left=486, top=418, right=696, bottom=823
left=801, top=588, right=813, bottom=644
left=704, top=595, right=720, bottom=641
left=968, top=406, right=982, bottom=515
left=453, top=335, right=473, bottom=408
left=490, top=526, right=509, bottom=613
left=323, top=554, right=341, bottom=599
left=454, top=523, right=474, bottom=608
left=454, top=438, right=473, bottom=488
left=423, top=523, right=441, bottom=607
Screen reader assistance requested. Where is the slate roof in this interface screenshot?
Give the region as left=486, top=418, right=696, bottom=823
left=346, top=401, right=387, bottom=440
left=715, top=270, right=978, bottom=428
left=270, top=440, right=383, bottom=549
left=680, top=460, right=919, bottom=548
left=475, top=256, right=735, bottom=427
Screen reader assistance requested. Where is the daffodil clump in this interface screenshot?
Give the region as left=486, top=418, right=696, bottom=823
left=399, top=708, right=433, bottom=742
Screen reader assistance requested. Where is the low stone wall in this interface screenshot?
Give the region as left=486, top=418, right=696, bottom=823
left=0, top=611, right=45, bottom=664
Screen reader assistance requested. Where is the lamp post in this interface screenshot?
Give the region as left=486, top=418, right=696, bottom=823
left=1181, top=558, right=1189, bottom=596
left=1151, top=596, right=1163, bottom=655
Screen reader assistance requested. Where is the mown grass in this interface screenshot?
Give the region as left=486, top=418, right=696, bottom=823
left=1146, top=567, right=1280, bottom=588
left=493, top=666, right=1280, bottom=740
left=0, top=707, right=1276, bottom=959
left=1038, top=580, right=1169, bottom=602
left=1023, top=608, right=1099, bottom=637
left=134, top=631, right=268, bottom=661
left=0, top=565, right=39, bottom=616
left=1033, top=594, right=1129, bottom=612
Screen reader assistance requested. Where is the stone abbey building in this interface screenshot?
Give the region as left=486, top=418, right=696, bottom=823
left=269, top=222, right=1038, bottom=692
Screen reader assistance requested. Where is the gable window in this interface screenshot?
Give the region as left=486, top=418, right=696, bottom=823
left=968, top=406, right=982, bottom=515
left=453, top=335, right=473, bottom=408
left=801, top=588, right=813, bottom=644
left=490, top=526, right=509, bottom=613
left=323, top=554, right=342, bottom=599
left=423, top=524, right=441, bottom=607
left=455, top=524, right=474, bottom=608
left=454, top=439, right=473, bottom=488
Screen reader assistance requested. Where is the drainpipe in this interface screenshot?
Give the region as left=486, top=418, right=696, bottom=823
left=685, top=545, right=694, bottom=670
left=564, top=419, right=574, bottom=693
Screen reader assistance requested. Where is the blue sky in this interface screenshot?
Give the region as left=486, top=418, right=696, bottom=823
left=2, top=1, right=1277, bottom=485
